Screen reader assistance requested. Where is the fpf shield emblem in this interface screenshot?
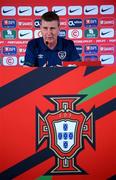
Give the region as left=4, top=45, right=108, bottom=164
left=36, top=95, right=95, bottom=175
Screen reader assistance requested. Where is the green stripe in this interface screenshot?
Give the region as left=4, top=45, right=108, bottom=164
left=36, top=176, right=52, bottom=180
left=79, top=73, right=116, bottom=104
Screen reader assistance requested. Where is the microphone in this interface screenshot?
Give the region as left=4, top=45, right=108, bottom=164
left=46, top=41, right=49, bottom=46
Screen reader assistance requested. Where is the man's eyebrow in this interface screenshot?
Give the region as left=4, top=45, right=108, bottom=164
left=43, top=26, right=56, bottom=29
left=50, top=27, right=56, bottom=29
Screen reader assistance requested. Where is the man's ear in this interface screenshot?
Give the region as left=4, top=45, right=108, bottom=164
left=58, top=24, right=60, bottom=30
left=58, top=26, right=60, bottom=33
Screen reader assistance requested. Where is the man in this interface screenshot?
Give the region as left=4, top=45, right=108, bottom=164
left=24, top=11, right=80, bottom=67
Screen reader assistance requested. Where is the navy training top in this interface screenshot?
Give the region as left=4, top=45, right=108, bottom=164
left=24, top=37, right=80, bottom=67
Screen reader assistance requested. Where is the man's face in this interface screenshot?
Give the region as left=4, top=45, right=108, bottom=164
left=40, top=20, right=60, bottom=45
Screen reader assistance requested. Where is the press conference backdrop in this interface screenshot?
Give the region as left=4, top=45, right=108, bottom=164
left=0, top=0, right=116, bottom=66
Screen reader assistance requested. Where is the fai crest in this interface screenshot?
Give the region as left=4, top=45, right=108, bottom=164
left=36, top=95, right=95, bottom=175
left=58, top=51, right=66, bottom=60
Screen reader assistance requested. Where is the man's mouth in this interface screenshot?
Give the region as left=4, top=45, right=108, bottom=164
left=47, top=37, right=53, bottom=39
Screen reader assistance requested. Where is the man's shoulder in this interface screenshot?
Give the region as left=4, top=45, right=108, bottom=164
left=28, top=37, right=42, bottom=46
left=60, top=37, right=74, bottom=46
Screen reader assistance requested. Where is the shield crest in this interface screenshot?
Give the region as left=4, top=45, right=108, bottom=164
left=45, top=110, right=85, bottom=158
left=58, top=51, right=66, bottom=60
left=54, top=120, right=77, bottom=152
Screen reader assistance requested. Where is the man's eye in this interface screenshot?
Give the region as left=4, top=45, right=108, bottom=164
left=42, top=27, right=47, bottom=30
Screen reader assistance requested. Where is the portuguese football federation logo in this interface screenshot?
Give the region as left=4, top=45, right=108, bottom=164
left=36, top=95, right=95, bottom=175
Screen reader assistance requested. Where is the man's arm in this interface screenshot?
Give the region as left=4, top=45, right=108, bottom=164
left=24, top=40, right=36, bottom=67
left=68, top=40, right=81, bottom=61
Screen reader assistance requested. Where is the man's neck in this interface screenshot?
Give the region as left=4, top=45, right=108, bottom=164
left=48, top=44, right=56, bottom=49
left=46, top=41, right=57, bottom=50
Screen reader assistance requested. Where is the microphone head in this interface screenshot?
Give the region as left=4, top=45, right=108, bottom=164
left=46, top=41, right=49, bottom=45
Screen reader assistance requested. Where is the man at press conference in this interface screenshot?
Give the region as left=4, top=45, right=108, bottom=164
left=24, top=11, right=80, bottom=67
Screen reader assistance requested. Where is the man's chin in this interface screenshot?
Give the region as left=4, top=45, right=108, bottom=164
left=46, top=41, right=54, bottom=45
left=47, top=39, right=53, bottom=42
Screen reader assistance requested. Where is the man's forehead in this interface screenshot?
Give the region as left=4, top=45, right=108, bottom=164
left=41, top=20, right=59, bottom=26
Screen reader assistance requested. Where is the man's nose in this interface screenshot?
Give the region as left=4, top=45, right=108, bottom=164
left=47, top=29, right=52, bottom=35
